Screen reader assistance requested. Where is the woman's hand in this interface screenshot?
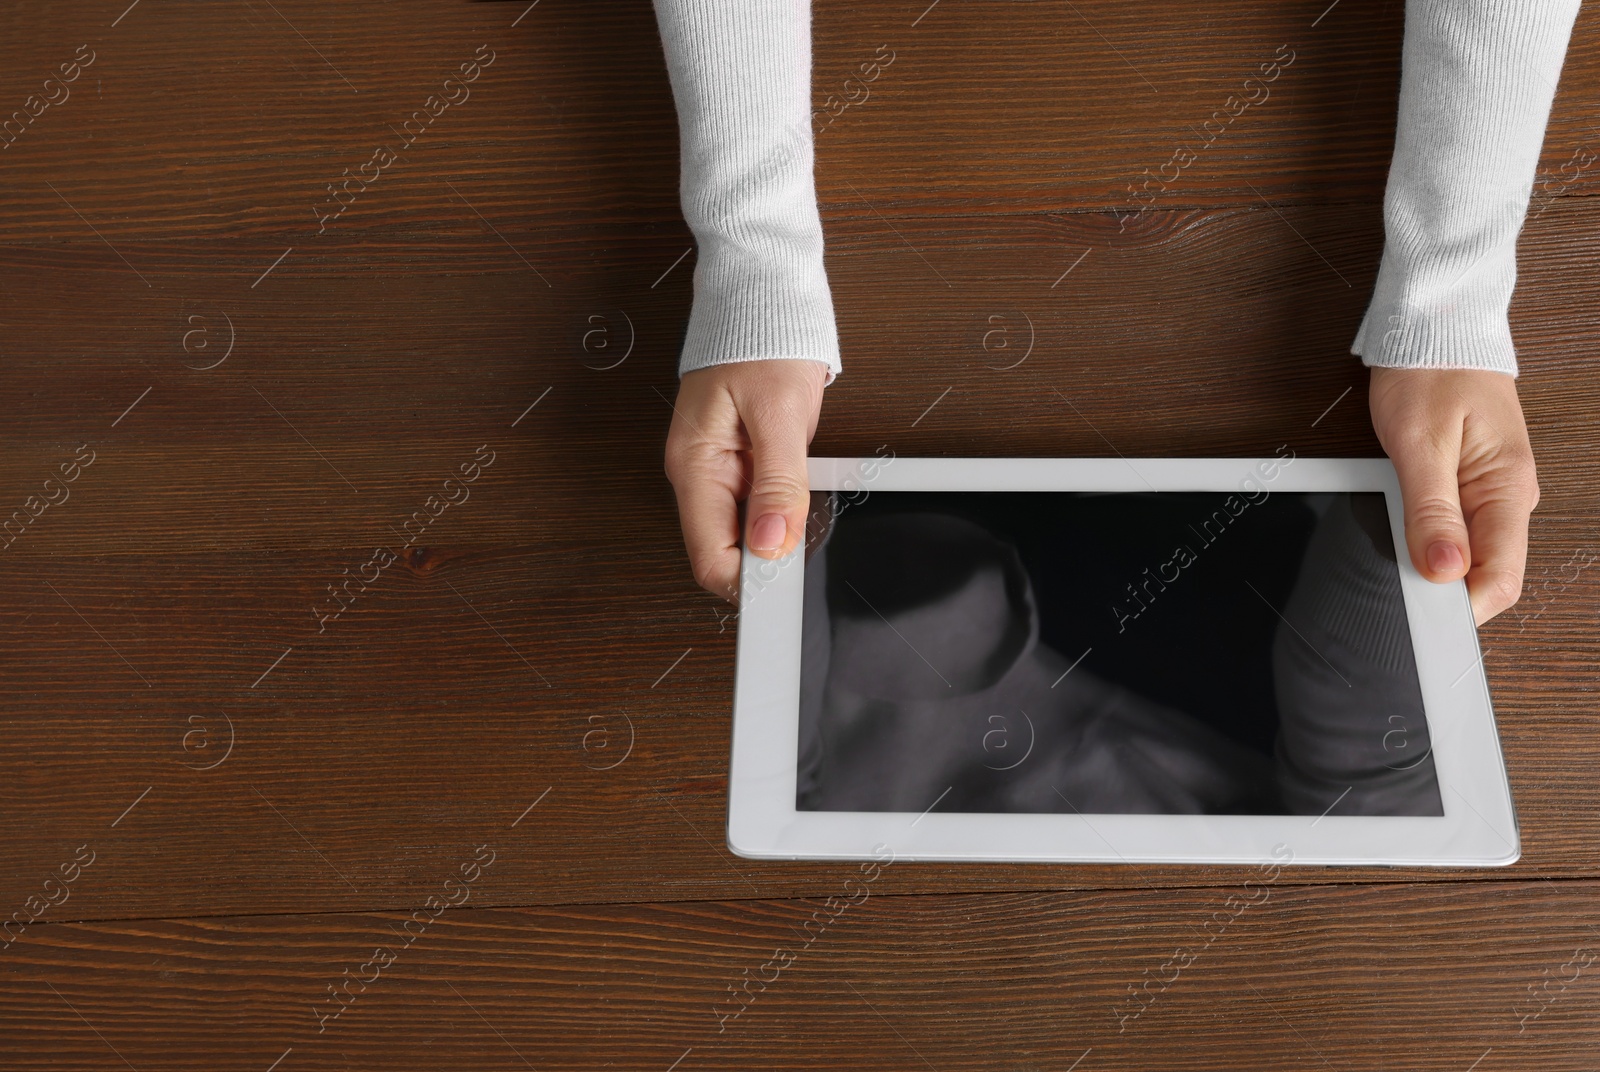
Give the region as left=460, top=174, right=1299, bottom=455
left=664, top=358, right=831, bottom=603
left=1368, top=367, right=1541, bottom=626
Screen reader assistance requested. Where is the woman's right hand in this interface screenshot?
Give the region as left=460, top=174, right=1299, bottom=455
left=664, top=358, right=832, bottom=603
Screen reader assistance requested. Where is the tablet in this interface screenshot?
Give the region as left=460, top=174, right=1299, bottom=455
left=726, top=455, right=1519, bottom=867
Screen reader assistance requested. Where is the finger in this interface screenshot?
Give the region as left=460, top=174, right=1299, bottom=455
left=669, top=454, right=744, bottom=601
left=1387, top=421, right=1472, bottom=584
left=665, top=425, right=746, bottom=603
left=741, top=392, right=815, bottom=561
left=1462, top=490, right=1534, bottom=627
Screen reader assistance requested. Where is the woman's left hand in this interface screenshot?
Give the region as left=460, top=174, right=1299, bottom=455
left=1368, top=366, right=1541, bottom=626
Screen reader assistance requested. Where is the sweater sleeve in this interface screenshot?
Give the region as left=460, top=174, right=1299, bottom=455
left=650, top=0, right=842, bottom=383
left=1350, top=0, right=1583, bottom=378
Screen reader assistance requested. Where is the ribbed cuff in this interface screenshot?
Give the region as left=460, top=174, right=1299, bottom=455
left=1349, top=0, right=1583, bottom=378
left=652, top=0, right=843, bottom=383
left=1349, top=250, right=1522, bottom=377
left=678, top=228, right=842, bottom=383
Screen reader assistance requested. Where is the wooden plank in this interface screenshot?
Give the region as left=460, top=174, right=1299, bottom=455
left=807, top=0, right=1600, bottom=217
left=0, top=505, right=1596, bottom=922
left=1, top=881, right=1598, bottom=1069
left=0, top=0, right=1598, bottom=1065
left=2, top=199, right=1599, bottom=924
left=2, top=0, right=1599, bottom=242
left=3, top=199, right=1599, bottom=542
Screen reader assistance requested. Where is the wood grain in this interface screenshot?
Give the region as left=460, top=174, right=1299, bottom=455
left=2, top=882, right=1599, bottom=1069
left=3, top=0, right=1599, bottom=1064
left=0, top=510, right=1596, bottom=924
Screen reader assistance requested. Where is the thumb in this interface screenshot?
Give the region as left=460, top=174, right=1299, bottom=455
left=1389, top=426, right=1472, bottom=583
left=742, top=400, right=813, bottom=560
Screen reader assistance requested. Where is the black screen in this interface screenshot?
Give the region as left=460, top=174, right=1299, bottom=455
left=795, top=487, right=1444, bottom=817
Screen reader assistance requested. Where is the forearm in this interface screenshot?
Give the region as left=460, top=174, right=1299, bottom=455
left=1351, top=0, right=1583, bottom=377
left=651, top=0, right=841, bottom=381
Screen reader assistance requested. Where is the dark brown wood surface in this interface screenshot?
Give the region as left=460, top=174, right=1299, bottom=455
left=2, top=0, right=1597, bottom=1065
left=2, top=882, right=1599, bottom=1070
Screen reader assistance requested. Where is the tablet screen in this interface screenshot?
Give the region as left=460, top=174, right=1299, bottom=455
left=795, top=488, right=1444, bottom=817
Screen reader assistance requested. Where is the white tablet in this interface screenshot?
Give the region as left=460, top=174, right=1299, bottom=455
left=726, top=454, right=1519, bottom=867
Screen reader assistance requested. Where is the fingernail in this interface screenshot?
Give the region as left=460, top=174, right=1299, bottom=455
left=1427, top=540, right=1464, bottom=574
left=750, top=513, right=787, bottom=552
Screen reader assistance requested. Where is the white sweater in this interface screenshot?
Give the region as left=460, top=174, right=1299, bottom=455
left=651, top=0, right=1582, bottom=384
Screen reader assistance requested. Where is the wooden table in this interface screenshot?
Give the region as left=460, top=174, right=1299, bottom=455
left=2, top=0, right=1598, bottom=1067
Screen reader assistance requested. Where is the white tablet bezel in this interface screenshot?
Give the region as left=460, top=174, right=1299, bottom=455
left=726, top=456, right=1518, bottom=867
